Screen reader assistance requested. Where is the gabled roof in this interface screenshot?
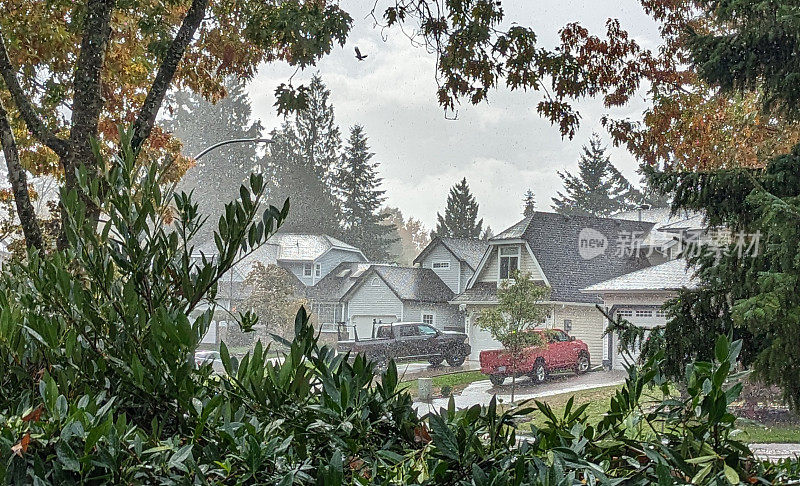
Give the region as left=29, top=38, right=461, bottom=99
left=413, top=237, right=489, bottom=271
left=306, top=261, right=372, bottom=302
left=192, top=233, right=367, bottom=283
left=451, top=282, right=498, bottom=304
left=343, top=265, right=455, bottom=303
left=468, top=212, right=655, bottom=304
left=582, top=258, right=698, bottom=293
left=611, top=208, right=706, bottom=250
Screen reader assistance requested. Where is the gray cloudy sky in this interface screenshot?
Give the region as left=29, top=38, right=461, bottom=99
left=247, top=1, right=661, bottom=233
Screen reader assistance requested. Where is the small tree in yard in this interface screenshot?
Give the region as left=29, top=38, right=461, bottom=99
left=242, top=262, right=309, bottom=343
left=477, top=271, right=551, bottom=403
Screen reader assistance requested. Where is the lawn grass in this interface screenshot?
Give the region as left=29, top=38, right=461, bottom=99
left=518, top=384, right=800, bottom=444
left=399, top=370, right=488, bottom=398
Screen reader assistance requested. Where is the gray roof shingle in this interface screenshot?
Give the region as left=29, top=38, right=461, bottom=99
left=372, top=266, right=455, bottom=303
left=521, top=212, right=655, bottom=303
left=306, top=262, right=372, bottom=301
left=451, top=282, right=498, bottom=304
left=414, top=237, right=489, bottom=270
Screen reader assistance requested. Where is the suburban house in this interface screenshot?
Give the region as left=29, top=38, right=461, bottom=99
left=306, top=261, right=372, bottom=334
left=339, top=265, right=459, bottom=340
left=452, top=211, right=655, bottom=362
left=192, top=233, right=367, bottom=345
left=413, top=237, right=489, bottom=294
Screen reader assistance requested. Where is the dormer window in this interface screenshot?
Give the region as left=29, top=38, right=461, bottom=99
left=499, top=245, right=520, bottom=280
left=303, top=263, right=312, bottom=277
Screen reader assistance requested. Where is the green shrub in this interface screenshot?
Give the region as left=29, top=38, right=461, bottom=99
left=0, top=132, right=796, bottom=483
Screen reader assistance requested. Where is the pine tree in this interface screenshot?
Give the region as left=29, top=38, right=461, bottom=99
left=165, top=78, right=263, bottom=229
left=551, top=134, right=638, bottom=217
left=522, top=189, right=536, bottom=217
left=435, top=178, right=483, bottom=238
left=335, top=125, right=396, bottom=261
left=481, top=226, right=494, bottom=240
left=261, top=75, right=341, bottom=236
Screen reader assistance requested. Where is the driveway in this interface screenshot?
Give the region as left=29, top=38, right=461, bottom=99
left=413, top=369, right=626, bottom=414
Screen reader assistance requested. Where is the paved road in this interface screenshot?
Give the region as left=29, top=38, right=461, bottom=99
left=413, top=369, right=627, bottom=413
left=749, top=443, right=800, bottom=462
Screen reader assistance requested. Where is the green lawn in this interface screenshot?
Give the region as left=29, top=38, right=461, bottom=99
left=517, top=385, right=800, bottom=444
left=400, top=370, right=487, bottom=398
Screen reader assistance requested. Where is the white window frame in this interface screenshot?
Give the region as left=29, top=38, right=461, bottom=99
left=422, top=312, right=435, bottom=326
left=432, top=261, right=450, bottom=270
left=616, top=309, right=633, bottom=317
left=314, top=263, right=321, bottom=277
left=655, top=309, right=667, bottom=318
left=498, top=245, right=521, bottom=280
left=303, top=263, right=312, bottom=277
left=635, top=310, right=653, bottom=318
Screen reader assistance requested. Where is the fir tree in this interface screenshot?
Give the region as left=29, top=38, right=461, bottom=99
left=522, top=189, right=536, bottom=217
left=435, top=178, right=483, bottom=238
left=165, top=78, right=263, bottom=231
left=481, top=226, right=494, bottom=240
left=335, top=125, right=396, bottom=261
left=261, top=75, right=341, bottom=236
left=551, top=134, right=638, bottom=217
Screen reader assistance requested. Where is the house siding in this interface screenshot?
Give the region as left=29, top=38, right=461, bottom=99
left=346, top=276, right=403, bottom=338
left=282, top=261, right=313, bottom=286
left=476, top=244, right=544, bottom=283
left=419, top=243, right=461, bottom=293
left=549, top=304, right=605, bottom=365
left=403, top=302, right=462, bottom=331
left=459, top=262, right=472, bottom=295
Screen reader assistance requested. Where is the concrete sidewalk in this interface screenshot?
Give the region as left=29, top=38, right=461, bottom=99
left=413, top=369, right=626, bottom=414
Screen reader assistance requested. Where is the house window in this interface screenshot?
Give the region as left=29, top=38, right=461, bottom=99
left=635, top=310, right=653, bottom=318
left=303, top=263, right=312, bottom=277
left=616, top=309, right=633, bottom=317
left=499, top=246, right=520, bottom=279
left=315, top=263, right=321, bottom=277
left=432, top=261, right=450, bottom=269
left=371, top=277, right=380, bottom=286
left=422, top=313, right=434, bottom=326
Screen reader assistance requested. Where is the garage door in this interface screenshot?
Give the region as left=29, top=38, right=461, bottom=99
left=467, top=323, right=501, bottom=361
left=612, top=308, right=664, bottom=370
left=351, top=315, right=398, bottom=340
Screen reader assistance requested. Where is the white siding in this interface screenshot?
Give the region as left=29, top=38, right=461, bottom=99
left=346, top=275, right=403, bottom=338
left=403, top=302, right=462, bottom=331
left=550, top=304, right=605, bottom=365
left=420, top=243, right=460, bottom=293
left=315, top=249, right=365, bottom=284
left=459, top=262, right=473, bottom=295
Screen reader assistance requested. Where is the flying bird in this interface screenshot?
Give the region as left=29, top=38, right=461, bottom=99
left=354, top=46, right=368, bottom=61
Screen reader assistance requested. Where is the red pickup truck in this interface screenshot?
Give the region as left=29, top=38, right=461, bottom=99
left=479, top=329, right=590, bottom=386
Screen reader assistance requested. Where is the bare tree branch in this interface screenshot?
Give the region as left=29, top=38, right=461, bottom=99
left=0, top=29, right=68, bottom=158
left=0, top=99, right=43, bottom=250
left=131, top=0, right=210, bottom=154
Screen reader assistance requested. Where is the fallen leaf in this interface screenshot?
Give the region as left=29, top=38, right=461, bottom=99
left=414, top=424, right=432, bottom=444
left=22, top=405, right=44, bottom=422
left=11, top=433, right=30, bottom=457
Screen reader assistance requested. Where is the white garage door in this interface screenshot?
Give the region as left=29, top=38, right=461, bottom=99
left=612, top=308, right=665, bottom=370
left=467, top=323, right=501, bottom=361
left=351, top=315, right=398, bottom=340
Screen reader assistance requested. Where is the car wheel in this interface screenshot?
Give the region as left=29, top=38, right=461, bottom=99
left=446, top=354, right=466, bottom=367
left=575, top=352, right=590, bottom=374
left=489, top=375, right=505, bottom=386
left=429, top=356, right=444, bottom=367
left=531, top=361, right=547, bottom=384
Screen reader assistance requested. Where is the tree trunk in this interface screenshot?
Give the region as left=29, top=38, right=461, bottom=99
left=0, top=100, right=43, bottom=250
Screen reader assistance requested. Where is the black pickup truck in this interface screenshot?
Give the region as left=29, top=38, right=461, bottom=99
left=337, top=322, right=471, bottom=370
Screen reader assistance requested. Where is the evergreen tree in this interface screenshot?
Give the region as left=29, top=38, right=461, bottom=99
left=261, top=75, right=341, bottom=236
left=335, top=125, right=396, bottom=261
left=481, top=226, right=494, bottom=240
left=522, top=189, right=536, bottom=217
left=165, top=78, right=263, bottom=232
left=435, top=178, right=483, bottom=238
left=382, top=207, right=430, bottom=266
left=551, top=134, right=638, bottom=217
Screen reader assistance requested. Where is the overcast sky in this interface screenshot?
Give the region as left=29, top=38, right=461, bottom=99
left=247, top=1, right=662, bottom=234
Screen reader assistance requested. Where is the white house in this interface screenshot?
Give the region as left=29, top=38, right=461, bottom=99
left=413, top=237, right=489, bottom=294
left=452, top=211, right=655, bottom=363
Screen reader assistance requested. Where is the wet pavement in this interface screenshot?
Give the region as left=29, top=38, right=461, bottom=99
left=413, top=369, right=627, bottom=414
left=750, top=443, right=800, bottom=462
